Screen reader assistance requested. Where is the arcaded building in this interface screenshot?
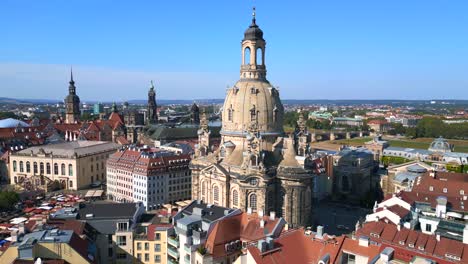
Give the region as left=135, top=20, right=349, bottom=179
left=190, top=11, right=314, bottom=228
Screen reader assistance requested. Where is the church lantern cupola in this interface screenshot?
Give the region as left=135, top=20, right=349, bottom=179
left=241, top=7, right=267, bottom=81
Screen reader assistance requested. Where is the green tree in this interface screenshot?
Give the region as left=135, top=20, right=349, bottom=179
left=0, top=191, right=20, bottom=211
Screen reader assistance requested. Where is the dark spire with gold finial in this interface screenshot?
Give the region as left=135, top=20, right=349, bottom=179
left=243, top=6, right=264, bottom=41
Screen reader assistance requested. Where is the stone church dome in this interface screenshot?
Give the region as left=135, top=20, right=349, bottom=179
left=221, top=80, right=284, bottom=136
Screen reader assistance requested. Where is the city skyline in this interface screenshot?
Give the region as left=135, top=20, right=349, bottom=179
left=2, top=0, right=468, bottom=101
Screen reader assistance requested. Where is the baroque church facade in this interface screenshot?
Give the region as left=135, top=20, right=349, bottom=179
left=191, top=11, right=314, bottom=227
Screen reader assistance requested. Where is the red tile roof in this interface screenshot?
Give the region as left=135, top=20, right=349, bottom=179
left=357, top=221, right=468, bottom=263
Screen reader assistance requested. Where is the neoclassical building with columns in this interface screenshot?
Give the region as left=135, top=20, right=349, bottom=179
left=190, top=10, right=315, bottom=227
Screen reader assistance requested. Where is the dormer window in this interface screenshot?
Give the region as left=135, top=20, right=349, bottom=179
left=429, top=186, right=434, bottom=191
left=418, top=246, right=424, bottom=251
left=250, top=87, right=257, bottom=94
left=408, top=243, right=414, bottom=248
left=460, top=190, right=465, bottom=195
left=399, top=241, right=405, bottom=245
left=443, top=188, right=447, bottom=193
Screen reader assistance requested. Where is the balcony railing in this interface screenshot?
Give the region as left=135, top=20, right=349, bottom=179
left=184, top=244, right=192, bottom=252
left=168, top=247, right=179, bottom=259
left=184, top=255, right=190, bottom=264
left=168, top=236, right=179, bottom=247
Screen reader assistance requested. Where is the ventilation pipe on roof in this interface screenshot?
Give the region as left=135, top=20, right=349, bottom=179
left=258, top=210, right=264, bottom=218
left=269, top=211, right=275, bottom=220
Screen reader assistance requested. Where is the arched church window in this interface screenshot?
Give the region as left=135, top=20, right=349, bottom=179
left=256, top=48, right=263, bottom=65
left=244, top=47, right=251, bottom=65
left=40, top=162, right=44, bottom=174
left=13, top=161, right=17, bottom=172
left=54, top=163, right=58, bottom=175
left=232, top=189, right=239, bottom=207
left=213, top=185, right=219, bottom=205
left=61, top=163, right=65, bottom=175
left=249, top=193, right=257, bottom=211
left=33, top=162, right=38, bottom=174
left=26, top=161, right=30, bottom=173
left=19, top=161, right=24, bottom=172
left=46, top=163, right=51, bottom=174
left=68, top=164, right=73, bottom=176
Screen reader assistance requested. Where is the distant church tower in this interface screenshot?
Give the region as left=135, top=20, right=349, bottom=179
left=191, top=103, right=200, bottom=124
left=65, top=68, right=81, bottom=124
left=147, top=81, right=158, bottom=124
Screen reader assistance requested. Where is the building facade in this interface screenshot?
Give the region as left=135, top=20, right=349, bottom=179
left=191, top=10, right=314, bottom=228
left=9, top=140, right=119, bottom=190
left=106, top=146, right=191, bottom=209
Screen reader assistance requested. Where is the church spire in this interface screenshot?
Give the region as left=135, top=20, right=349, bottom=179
left=70, top=67, right=74, bottom=83
left=252, top=6, right=256, bottom=24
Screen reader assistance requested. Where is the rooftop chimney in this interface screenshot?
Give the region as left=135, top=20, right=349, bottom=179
left=269, top=211, right=276, bottom=220
left=10, top=230, right=18, bottom=243
left=258, top=210, right=264, bottom=218
left=436, top=233, right=441, bottom=242
left=380, top=247, right=394, bottom=264
left=316, top=225, right=324, bottom=238
left=358, top=236, right=369, bottom=247
left=260, top=220, right=265, bottom=228
left=18, top=223, right=25, bottom=235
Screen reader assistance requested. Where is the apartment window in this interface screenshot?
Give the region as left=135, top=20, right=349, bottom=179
left=108, top=235, right=112, bottom=244
left=54, top=163, right=58, bottom=175
left=137, top=242, right=141, bottom=250
left=144, top=242, right=149, bottom=251
left=118, top=222, right=128, bottom=231
left=69, top=181, right=73, bottom=188
left=145, top=253, right=149, bottom=262
left=116, top=235, right=127, bottom=246
left=154, top=255, right=161, bottom=263
left=155, top=233, right=161, bottom=241
left=425, top=224, right=431, bottom=232
left=117, top=253, right=126, bottom=259
left=108, top=247, right=113, bottom=257
left=154, top=244, right=161, bottom=252
left=345, top=253, right=356, bottom=264
left=137, top=253, right=141, bottom=260
left=91, top=165, right=94, bottom=172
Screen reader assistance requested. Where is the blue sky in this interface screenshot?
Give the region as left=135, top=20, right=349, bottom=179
left=1, top=0, right=468, bottom=101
